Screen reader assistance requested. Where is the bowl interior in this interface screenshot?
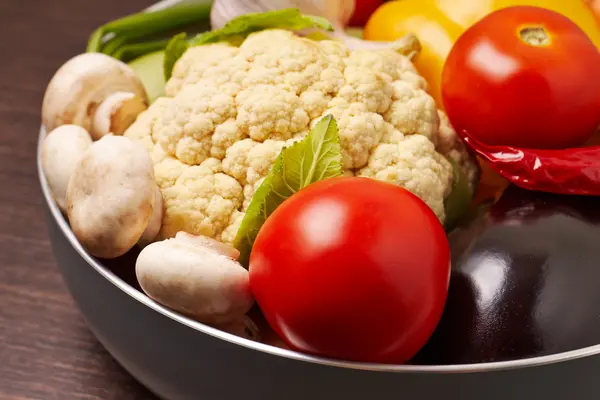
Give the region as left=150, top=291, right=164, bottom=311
left=36, top=126, right=600, bottom=374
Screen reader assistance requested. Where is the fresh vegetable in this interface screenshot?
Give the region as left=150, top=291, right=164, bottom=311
left=461, top=135, right=600, bottom=196
left=363, top=0, right=600, bottom=108
left=249, top=176, right=451, bottom=364
left=128, top=51, right=166, bottom=103
left=234, top=115, right=343, bottom=266
left=136, top=231, right=254, bottom=325
left=210, top=0, right=354, bottom=33
left=164, top=33, right=191, bottom=81
left=87, top=0, right=212, bottom=62
left=67, top=135, right=163, bottom=259
left=124, top=26, right=478, bottom=247
left=413, top=186, right=600, bottom=364
left=41, top=125, right=93, bottom=213
left=207, top=3, right=421, bottom=56
left=348, top=0, right=385, bottom=27
left=42, top=53, right=148, bottom=139
left=443, top=6, right=600, bottom=149
left=443, top=159, right=474, bottom=229
left=163, top=9, right=335, bottom=79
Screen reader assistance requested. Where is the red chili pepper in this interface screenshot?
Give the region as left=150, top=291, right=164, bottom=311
left=460, top=131, right=600, bottom=196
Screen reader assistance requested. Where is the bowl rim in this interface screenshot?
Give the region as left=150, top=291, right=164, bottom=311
left=37, top=120, right=600, bottom=374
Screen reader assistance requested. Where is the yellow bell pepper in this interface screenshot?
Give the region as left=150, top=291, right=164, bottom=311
left=364, top=0, right=600, bottom=108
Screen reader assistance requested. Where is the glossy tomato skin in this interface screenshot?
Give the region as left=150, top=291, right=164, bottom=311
left=249, top=177, right=450, bottom=364
left=442, top=6, right=600, bottom=149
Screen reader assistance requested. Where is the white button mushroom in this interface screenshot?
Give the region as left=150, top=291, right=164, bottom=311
left=135, top=232, right=254, bottom=325
left=41, top=125, right=93, bottom=213
left=42, top=53, right=149, bottom=140
left=138, top=185, right=164, bottom=248
left=66, top=135, right=163, bottom=259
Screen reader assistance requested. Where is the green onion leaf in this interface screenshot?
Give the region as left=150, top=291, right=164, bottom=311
left=87, top=0, right=211, bottom=58
left=114, top=38, right=171, bottom=62
left=234, top=115, right=342, bottom=267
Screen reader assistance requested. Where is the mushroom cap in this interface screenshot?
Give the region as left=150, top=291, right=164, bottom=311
left=174, top=231, right=240, bottom=260
left=42, top=53, right=148, bottom=134
left=66, top=135, right=157, bottom=259
left=135, top=233, right=254, bottom=325
left=41, top=125, right=93, bottom=212
left=138, top=185, right=164, bottom=247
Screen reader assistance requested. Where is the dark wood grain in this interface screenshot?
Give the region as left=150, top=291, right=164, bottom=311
left=0, top=1, right=161, bottom=398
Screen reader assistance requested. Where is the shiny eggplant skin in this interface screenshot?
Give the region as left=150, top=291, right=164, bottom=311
left=412, top=186, right=600, bottom=365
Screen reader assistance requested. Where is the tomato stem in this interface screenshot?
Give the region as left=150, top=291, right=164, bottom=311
left=519, top=26, right=550, bottom=47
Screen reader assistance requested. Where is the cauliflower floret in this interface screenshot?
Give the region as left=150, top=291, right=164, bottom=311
left=246, top=140, right=287, bottom=184
left=153, top=83, right=237, bottom=165
left=221, top=210, right=245, bottom=245
left=322, top=101, right=385, bottom=169
left=166, top=44, right=242, bottom=96
left=211, top=119, right=246, bottom=159
left=384, top=80, right=440, bottom=145
left=222, top=139, right=259, bottom=185
left=124, top=29, right=479, bottom=244
left=344, top=48, right=426, bottom=90
left=236, top=85, right=309, bottom=142
left=436, top=110, right=480, bottom=193
left=336, top=67, right=393, bottom=114
left=156, top=158, right=243, bottom=239
left=358, top=135, right=453, bottom=222
left=125, top=97, right=172, bottom=153
left=301, top=90, right=332, bottom=119
left=240, top=30, right=341, bottom=94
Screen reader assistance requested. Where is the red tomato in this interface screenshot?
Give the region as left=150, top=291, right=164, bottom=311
left=348, top=0, right=385, bottom=27
left=249, top=177, right=450, bottom=364
left=442, top=6, right=600, bottom=149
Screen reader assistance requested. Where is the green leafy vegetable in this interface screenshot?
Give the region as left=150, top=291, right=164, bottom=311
left=191, top=8, right=333, bottom=45
left=163, top=33, right=189, bottom=81
left=163, top=8, right=334, bottom=80
left=113, top=39, right=171, bottom=62
left=234, top=115, right=342, bottom=267
left=87, top=0, right=212, bottom=60
left=444, top=160, right=474, bottom=232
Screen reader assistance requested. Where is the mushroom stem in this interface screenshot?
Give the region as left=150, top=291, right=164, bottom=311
left=91, top=91, right=148, bottom=140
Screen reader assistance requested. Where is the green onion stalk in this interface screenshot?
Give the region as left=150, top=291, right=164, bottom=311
left=87, top=0, right=213, bottom=62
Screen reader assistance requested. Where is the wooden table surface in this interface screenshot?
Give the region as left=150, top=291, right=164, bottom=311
left=0, top=0, right=160, bottom=398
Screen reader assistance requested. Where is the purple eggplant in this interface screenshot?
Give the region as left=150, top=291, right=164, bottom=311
left=412, top=185, right=600, bottom=365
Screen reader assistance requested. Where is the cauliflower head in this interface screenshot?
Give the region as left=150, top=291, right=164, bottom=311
left=125, top=29, right=478, bottom=243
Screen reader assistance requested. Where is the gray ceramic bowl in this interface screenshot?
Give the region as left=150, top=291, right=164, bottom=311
left=37, top=123, right=600, bottom=400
